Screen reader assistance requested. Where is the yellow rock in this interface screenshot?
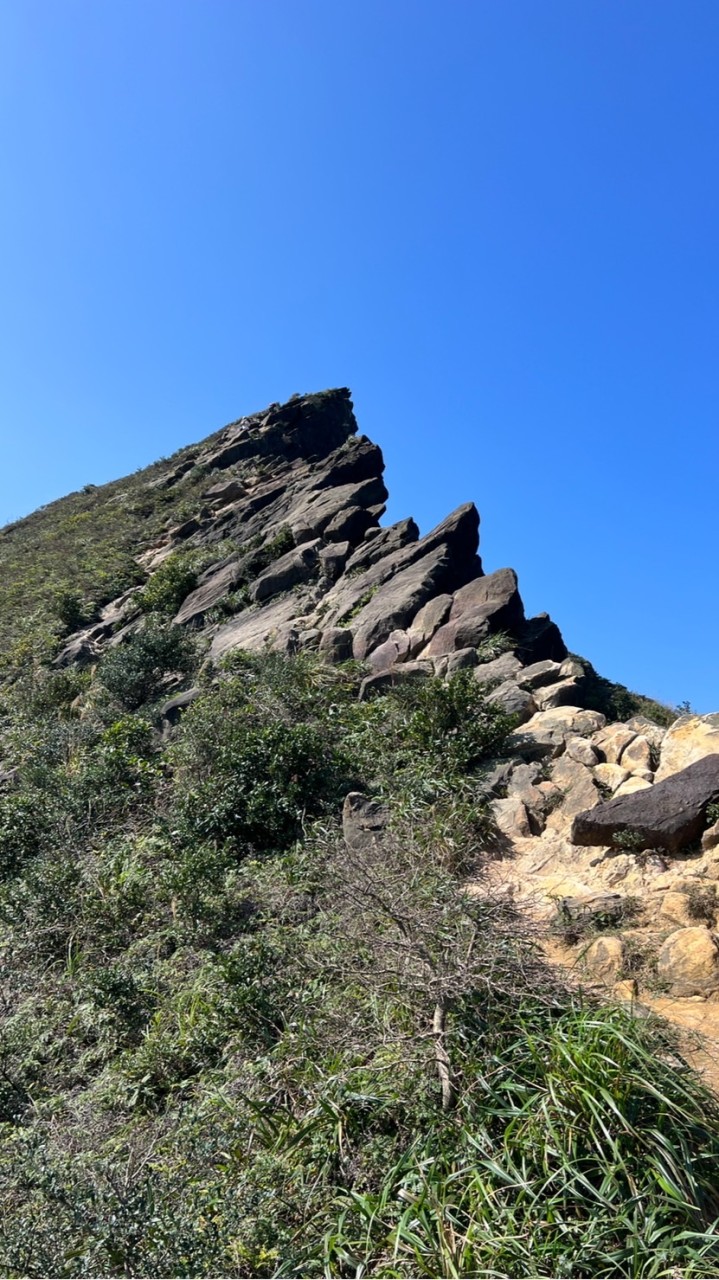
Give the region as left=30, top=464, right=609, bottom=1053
left=660, top=891, right=694, bottom=927
left=584, top=935, right=624, bottom=982
left=655, top=714, right=719, bottom=782
left=657, top=926, right=719, bottom=996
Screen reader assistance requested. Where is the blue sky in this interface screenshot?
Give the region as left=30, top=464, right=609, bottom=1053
left=1, top=0, right=717, bottom=710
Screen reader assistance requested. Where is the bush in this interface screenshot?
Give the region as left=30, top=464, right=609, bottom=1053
left=176, top=719, right=347, bottom=853
left=98, top=622, right=197, bottom=710
left=137, top=552, right=198, bottom=616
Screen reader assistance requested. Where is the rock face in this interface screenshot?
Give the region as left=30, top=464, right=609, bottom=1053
left=56, top=387, right=576, bottom=685
left=570, top=755, right=719, bottom=854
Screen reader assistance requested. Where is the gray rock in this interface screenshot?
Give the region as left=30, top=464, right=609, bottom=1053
left=565, top=735, right=600, bottom=767
left=507, top=707, right=606, bottom=762
left=318, top=628, right=354, bottom=663
left=487, top=681, right=537, bottom=724
left=533, top=677, right=583, bottom=710
left=351, top=544, right=456, bottom=660
left=358, top=661, right=433, bottom=701
left=423, top=568, right=524, bottom=656
left=344, top=518, right=419, bottom=576
left=204, top=478, right=247, bottom=504
left=210, top=594, right=307, bottom=662
left=571, top=754, right=719, bottom=853
left=407, top=594, right=453, bottom=656
left=174, top=559, right=243, bottom=626
left=343, top=792, right=389, bottom=854
left=473, top=651, right=523, bottom=686
left=161, top=687, right=201, bottom=726
left=250, top=541, right=320, bottom=604
left=445, top=647, right=479, bottom=675
left=319, top=541, right=350, bottom=581
left=491, top=796, right=531, bottom=838
left=516, top=659, right=563, bottom=690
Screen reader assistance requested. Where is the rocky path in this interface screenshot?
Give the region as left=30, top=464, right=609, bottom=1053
left=473, top=710, right=719, bottom=1088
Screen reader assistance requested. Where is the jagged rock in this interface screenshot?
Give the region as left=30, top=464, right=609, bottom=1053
left=477, top=759, right=516, bottom=797
left=559, top=658, right=586, bottom=681
left=323, top=503, right=381, bottom=544
left=204, top=478, right=247, bottom=504
left=489, top=681, right=536, bottom=723
left=55, top=632, right=101, bottom=669
left=407, top=594, right=453, bottom=656
left=625, top=716, right=666, bottom=750
left=319, top=541, right=350, bottom=581
left=565, top=735, right=600, bottom=767
left=513, top=614, right=567, bottom=664
left=423, top=568, right=524, bottom=656
left=655, top=714, right=719, bottom=782
left=507, top=707, right=606, bottom=760
left=309, top=435, right=385, bottom=491
left=288, top=477, right=388, bottom=543
left=594, top=763, right=631, bottom=792
left=342, top=791, right=389, bottom=853
left=329, top=506, right=479, bottom=640
left=571, top=754, right=719, bottom=853
left=318, top=627, right=353, bottom=663
left=352, top=544, right=456, bottom=660
left=584, top=936, right=625, bottom=982
left=344, top=518, right=419, bottom=575
left=473, top=651, right=523, bottom=686
left=592, top=724, right=637, bottom=764
left=507, top=763, right=547, bottom=815
left=551, top=755, right=600, bottom=818
left=445, top=647, right=479, bottom=675
left=656, top=926, right=719, bottom=996
left=206, top=388, right=358, bottom=471
left=250, top=541, right=321, bottom=603
left=174, top=559, right=243, bottom=626
left=358, top=661, right=433, bottom=701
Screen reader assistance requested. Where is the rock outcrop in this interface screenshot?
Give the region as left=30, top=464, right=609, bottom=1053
left=54, top=387, right=570, bottom=687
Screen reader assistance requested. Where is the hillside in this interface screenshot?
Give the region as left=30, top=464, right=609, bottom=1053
left=1, top=388, right=719, bottom=1277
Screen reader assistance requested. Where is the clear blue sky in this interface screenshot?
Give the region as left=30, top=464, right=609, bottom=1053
left=1, top=0, right=717, bottom=711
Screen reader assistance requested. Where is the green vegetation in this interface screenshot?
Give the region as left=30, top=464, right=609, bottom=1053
left=572, top=656, right=676, bottom=726
left=0, top=642, right=716, bottom=1276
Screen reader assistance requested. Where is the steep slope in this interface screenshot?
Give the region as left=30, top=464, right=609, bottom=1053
left=1, top=389, right=718, bottom=1278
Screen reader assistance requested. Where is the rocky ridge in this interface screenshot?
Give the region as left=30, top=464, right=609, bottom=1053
left=48, top=388, right=719, bottom=1065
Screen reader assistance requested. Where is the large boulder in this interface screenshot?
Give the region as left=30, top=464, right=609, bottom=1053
left=507, top=707, right=606, bottom=760
left=571, top=754, right=719, bottom=853
left=422, top=568, right=524, bottom=656
left=656, top=926, right=719, bottom=996
left=655, top=713, right=719, bottom=782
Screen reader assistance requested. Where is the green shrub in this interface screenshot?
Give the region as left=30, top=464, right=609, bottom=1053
left=176, top=720, right=347, bottom=853
left=98, top=622, right=197, bottom=710
left=0, top=792, right=50, bottom=879
left=137, top=552, right=198, bottom=616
